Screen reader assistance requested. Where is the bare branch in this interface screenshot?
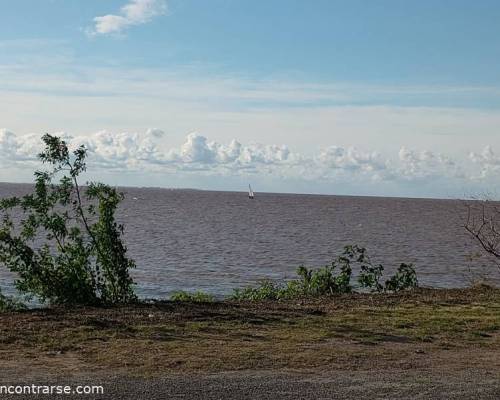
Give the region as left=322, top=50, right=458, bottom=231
left=464, top=200, right=500, bottom=271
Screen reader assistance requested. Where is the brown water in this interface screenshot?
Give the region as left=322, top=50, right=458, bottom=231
left=0, top=183, right=499, bottom=298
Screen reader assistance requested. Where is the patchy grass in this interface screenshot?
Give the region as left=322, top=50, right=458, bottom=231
left=0, top=286, right=499, bottom=376
left=170, top=290, right=215, bottom=303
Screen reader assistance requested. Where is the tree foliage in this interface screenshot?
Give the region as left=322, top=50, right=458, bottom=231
left=0, top=134, right=136, bottom=305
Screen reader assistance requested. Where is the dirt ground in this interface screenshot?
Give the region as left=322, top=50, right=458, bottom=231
left=0, top=287, right=499, bottom=399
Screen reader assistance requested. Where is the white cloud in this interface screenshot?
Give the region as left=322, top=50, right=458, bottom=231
left=0, top=129, right=495, bottom=191
left=0, top=129, right=313, bottom=177
left=398, top=147, right=462, bottom=180
left=313, top=146, right=391, bottom=182
left=70, top=129, right=170, bottom=169
left=318, top=146, right=387, bottom=173
left=177, top=133, right=299, bottom=173
left=180, top=134, right=217, bottom=164
left=0, top=129, right=41, bottom=162
left=469, top=145, right=500, bottom=178
left=88, top=0, right=167, bottom=36
left=145, top=128, right=165, bottom=138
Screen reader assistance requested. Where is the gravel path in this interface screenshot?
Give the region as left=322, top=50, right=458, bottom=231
left=1, top=369, right=499, bottom=399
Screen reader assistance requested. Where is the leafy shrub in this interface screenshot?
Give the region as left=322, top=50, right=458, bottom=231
left=385, top=263, right=418, bottom=292
left=0, top=134, right=136, bottom=306
left=232, top=245, right=418, bottom=301
left=352, top=245, right=385, bottom=292
left=0, top=290, right=25, bottom=312
left=232, top=280, right=285, bottom=301
left=296, top=262, right=352, bottom=296
left=170, top=291, right=215, bottom=302
left=232, top=247, right=358, bottom=301
left=358, top=263, right=384, bottom=292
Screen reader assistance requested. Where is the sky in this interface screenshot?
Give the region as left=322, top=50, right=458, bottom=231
left=1, top=0, right=500, bottom=198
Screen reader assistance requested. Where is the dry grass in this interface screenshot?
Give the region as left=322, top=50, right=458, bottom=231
left=0, top=286, right=499, bottom=377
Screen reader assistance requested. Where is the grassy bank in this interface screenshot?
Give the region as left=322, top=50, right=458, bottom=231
left=0, top=286, right=499, bottom=378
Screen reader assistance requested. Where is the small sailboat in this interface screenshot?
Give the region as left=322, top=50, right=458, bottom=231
left=248, top=184, right=255, bottom=199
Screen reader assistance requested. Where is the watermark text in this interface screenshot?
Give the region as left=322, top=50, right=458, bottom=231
left=0, top=384, right=104, bottom=396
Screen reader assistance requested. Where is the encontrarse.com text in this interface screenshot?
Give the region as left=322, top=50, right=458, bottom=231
left=0, top=385, right=104, bottom=396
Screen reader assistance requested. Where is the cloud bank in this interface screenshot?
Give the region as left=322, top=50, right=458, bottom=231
left=1, top=129, right=497, bottom=193
left=88, top=0, right=167, bottom=36
left=469, top=146, right=500, bottom=179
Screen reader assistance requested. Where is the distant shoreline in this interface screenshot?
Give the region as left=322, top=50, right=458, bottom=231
left=0, top=180, right=485, bottom=202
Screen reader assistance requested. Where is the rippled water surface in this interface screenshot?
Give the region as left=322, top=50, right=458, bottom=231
left=0, top=183, right=499, bottom=298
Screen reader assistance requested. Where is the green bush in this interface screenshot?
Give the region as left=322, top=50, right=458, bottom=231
left=232, top=280, right=286, bottom=301
left=231, top=248, right=356, bottom=301
left=170, top=291, right=215, bottom=302
left=0, top=134, right=136, bottom=306
left=353, top=245, right=384, bottom=292
left=385, top=263, right=418, bottom=292
left=0, top=290, right=25, bottom=312
left=358, top=263, right=384, bottom=292
left=232, top=245, right=418, bottom=301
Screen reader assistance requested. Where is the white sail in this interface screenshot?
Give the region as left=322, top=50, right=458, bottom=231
left=248, top=184, right=254, bottom=199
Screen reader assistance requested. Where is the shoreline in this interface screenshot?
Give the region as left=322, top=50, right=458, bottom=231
left=0, top=180, right=487, bottom=202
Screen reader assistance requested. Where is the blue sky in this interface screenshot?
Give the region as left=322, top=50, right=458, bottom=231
left=1, top=0, right=500, bottom=197
left=2, top=1, right=500, bottom=87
